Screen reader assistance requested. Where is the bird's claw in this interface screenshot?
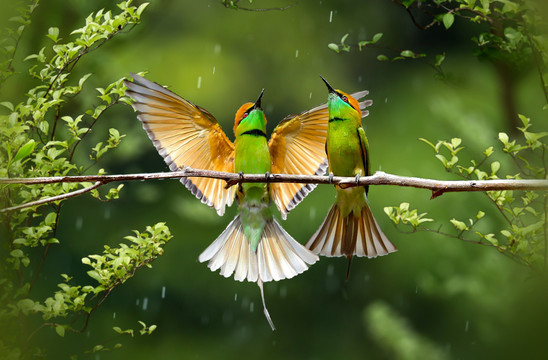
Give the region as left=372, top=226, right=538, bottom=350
left=355, top=174, right=361, bottom=185
left=328, top=173, right=334, bottom=184
left=264, top=171, right=271, bottom=181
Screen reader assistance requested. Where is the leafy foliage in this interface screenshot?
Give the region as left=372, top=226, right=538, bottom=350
left=0, top=1, right=171, bottom=358
left=385, top=116, right=547, bottom=269
left=328, top=0, right=548, bottom=101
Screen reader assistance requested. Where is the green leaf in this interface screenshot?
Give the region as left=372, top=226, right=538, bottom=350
left=46, top=27, right=60, bottom=42
left=491, top=161, right=500, bottom=174
left=434, top=53, right=445, bottom=67
left=56, top=325, right=65, bottom=337
left=400, top=50, right=415, bottom=58
left=377, top=54, right=389, bottom=61
left=498, top=132, right=509, bottom=145
left=87, top=270, right=103, bottom=283
left=13, top=140, right=36, bottom=163
left=450, top=219, right=468, bottom=231
left=10, top=249, right=24, bottom=258
left=443, top=13, right=454, bottom=29
left=372, top=33, right=383, bottom=44
left=0, top=101, right=14, bottom=111
left=327, top=43, right=340, bottom=53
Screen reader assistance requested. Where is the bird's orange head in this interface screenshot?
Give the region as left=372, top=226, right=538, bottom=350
left=233, top=89, right=266, bottom=135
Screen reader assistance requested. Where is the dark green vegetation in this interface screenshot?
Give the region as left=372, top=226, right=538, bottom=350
left=1, top=0, right=547, bottom=359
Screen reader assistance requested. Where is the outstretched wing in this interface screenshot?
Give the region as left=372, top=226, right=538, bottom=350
left=124, top=73, right=236, bottom=216
left=268, top=91, right=372, bottom=219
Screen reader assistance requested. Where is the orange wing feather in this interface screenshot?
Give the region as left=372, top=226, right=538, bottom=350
left=124, top=73, right=236, bottom=216
left=268, top=91, right=372, bottom=219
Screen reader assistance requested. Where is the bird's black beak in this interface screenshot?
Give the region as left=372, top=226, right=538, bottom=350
left=320, top=75, right=336, bottom=94
left=253, top=88, right=265, bottom=110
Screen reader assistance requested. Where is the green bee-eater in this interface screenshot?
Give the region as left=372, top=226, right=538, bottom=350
left=125, top=73, right=353, bottom=328
left=306, top=77, right=397, bottom=277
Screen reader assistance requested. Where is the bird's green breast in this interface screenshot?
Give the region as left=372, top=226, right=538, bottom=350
left=326, top=119, right=365, bottom=177
left=234, top=132, right=271, bottom=198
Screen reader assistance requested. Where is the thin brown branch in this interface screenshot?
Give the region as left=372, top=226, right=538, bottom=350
left=2, top=169, right=548, bottom=212
left=1, top=181, right=102, bottom=212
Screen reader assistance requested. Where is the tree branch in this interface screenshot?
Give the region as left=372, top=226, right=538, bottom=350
left=1, top=181, right=102, bottom=212
left=1, top=169, right=548, bottom=212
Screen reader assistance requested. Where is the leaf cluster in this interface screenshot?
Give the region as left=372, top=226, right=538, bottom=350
left=386, top=115, right=547, bottom=269
left=0, top=1, right=170, bottom=358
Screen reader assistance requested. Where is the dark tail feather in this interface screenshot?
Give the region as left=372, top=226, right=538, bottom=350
left=306, top=202, right=397, bottom=258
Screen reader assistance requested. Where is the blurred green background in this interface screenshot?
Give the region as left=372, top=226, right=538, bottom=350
left=2, top=0, right=548, bottom=359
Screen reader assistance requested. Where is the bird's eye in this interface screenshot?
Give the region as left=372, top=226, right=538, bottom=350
left=243, top=112, right=249, bottom=118
left=342, top=95, right=348, bottom=103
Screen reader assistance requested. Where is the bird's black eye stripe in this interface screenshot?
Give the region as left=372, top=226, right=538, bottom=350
left=242, top=105, right=254, bottom=119
left=336, top=91, right=356, bottom=110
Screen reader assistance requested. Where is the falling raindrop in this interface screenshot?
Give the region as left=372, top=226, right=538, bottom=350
left=142, top=297, right=148, bottom=311
left=161, top=286, right=166, bottom=299
left=104, top=207, right=110, bottom=220
left=309, top=92, right=313, bottom=99
left=358, top=75, right=363, bottom=83
left=415, top=285, right=419, bottom=294
left=385, top=97, right=388, bottom=103
left=136, top=299, right=140, bottom=306
left=249, top=302, right=255, bottom=313
left=309, top=207, right=316, bottom=221
left=280, top=286, right=287, bottom=299
left=234, top=293, right=238, bottom=301
left=75, top=216, right=83, bottom=230
left=329, top=10, right=333, bottom=23
left=113, top=312, right=116, bottom=319
left=241, top=296, right=250, bottom=310
left=364, top=273, right=370, bottom=282
left=465, top=320, right=470, bottom=332
left=212, top=66, right=216, bottom=75
left=327, top=264, right=334, bottom=276
left=214, top=44, right=222, bottom=54
left=295, top=49, right=299, bottom=58
left=197, top=76, right=202, bottom=89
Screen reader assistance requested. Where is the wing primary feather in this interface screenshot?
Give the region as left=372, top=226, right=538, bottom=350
left=125, top=74, right=235, bottom=216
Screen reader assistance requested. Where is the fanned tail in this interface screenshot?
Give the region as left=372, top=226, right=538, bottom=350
left=198, top=215, right=318, bottom=330
left=306, top=202, right=397, bottom=258
left=199, top=215, right=318, bottom=281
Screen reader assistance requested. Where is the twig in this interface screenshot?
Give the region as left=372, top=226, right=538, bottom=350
left=1, top=169, right=548, bottom=212
left=2, top=181, right=102, bottom=212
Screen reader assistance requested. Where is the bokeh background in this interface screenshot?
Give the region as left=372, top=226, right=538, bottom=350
left=2, top=0, right=548, bottom=359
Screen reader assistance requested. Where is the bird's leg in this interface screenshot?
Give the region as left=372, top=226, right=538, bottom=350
left=238, top=171, right=244, bottom=193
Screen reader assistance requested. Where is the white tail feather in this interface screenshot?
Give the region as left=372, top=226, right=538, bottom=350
left=199, top=215, right=318, bottom=330
left=199, top=215, right=318, bottom=282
